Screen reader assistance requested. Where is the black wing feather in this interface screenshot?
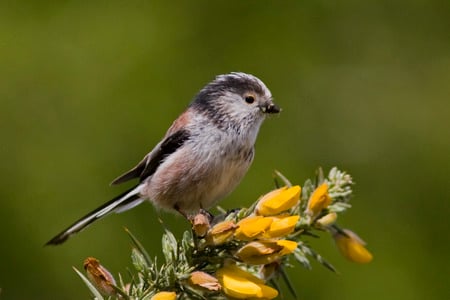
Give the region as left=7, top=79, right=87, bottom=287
left=111, top=130, right=190, bottom=185
left=110, top=159, right=146, bottom=185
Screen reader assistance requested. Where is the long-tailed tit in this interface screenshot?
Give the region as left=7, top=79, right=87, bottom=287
left=46, top=72, right=280, bottom=245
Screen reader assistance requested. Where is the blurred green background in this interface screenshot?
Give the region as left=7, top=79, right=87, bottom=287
left=1, top=1, right=449, bottom=299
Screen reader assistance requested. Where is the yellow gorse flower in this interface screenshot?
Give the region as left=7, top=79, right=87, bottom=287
left=216, top=264, right=278, bottom=299
left=334, top=229, right=373, bottom=264
left=256, top=185, right=301, bottom=216
left=235, top=216, right=273, bottom=241
left=150, top=291, right=177, bottom=300
left=306, top=183, right=332, bottom=217
left=75, top=169, right=369, bottom=299
left=263, top=215, right=300, bottom=238
left=236, top=239, right=298, bottom=265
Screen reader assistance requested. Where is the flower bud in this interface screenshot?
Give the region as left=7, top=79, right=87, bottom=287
left=83, top=257, right=117, bottom=297
left=205, top=220, right=236, bottom=245
left=306, top=183, right=331, bottom=218
left=216, top=264, right=278, bottom=299
left=256, top=186, right=301, bottom=216
left=151, top=291, right=177, bottom=300
left=333, top=229, right=373, bottom=264
left=191, top=213, right=210, bottom=237
left=189, top=271, right=221, bottom=291
left=259, top=261, right=281, bottom=281
left=316, top=212, right=337, bottom=227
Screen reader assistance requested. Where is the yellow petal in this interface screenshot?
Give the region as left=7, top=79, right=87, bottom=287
left=256, top=186, right=301, bottom=216
left=257, top=283, right=279, bottom=299
left=151, top=291, right=177, bottom=300
left=264, top=215, right=300, bottom=238
left=216, top=265, right=278, bottom=299
left=276, top=240, right=298, bottom=255
left=221, top=272, right=262, bottom=298
left=334, top=229, right=373, bottom=264
left=235, top=216, right=273, bottom=241
left=217, top=264, right=265, bottom=284
left=306, top=183, right=331, bottom=217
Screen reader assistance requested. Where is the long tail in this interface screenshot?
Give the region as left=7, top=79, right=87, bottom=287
left=46, top=185, right=144, bottom=245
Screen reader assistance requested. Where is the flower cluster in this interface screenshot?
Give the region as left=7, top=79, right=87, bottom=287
left=76, top=167, right=372, bottom=299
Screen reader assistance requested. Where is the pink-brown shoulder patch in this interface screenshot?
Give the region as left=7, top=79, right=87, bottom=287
left=165, top=108, right=192, bottom=136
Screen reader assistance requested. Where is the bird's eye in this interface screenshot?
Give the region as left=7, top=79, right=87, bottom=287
left=244, top=95, right=255, bottom=104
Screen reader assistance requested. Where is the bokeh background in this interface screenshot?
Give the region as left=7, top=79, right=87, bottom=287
left=1, top=1, right=449, bottom=299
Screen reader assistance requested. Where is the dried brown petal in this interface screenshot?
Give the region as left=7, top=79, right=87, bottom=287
left=189, top=271, right=221, bottom=291
left=83, top=257, right=116, bottom=296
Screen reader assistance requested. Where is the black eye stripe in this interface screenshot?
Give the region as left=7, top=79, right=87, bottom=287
left=245, top=96, right=255, bottom=104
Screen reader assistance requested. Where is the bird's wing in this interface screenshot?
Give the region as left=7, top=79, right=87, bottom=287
left=111, top=129, right=190, bottom=185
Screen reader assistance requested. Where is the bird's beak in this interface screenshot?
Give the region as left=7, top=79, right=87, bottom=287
left=260, top=101, right=281, bottom=114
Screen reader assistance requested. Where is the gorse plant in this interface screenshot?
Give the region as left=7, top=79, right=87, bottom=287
left=75, top=167, right=372, bottom=299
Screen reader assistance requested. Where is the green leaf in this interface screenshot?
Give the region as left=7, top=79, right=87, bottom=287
left=280, top=267, right=298, bottom=299
left=293, top=248, right=312, bottom=270
left=125, top=227, right=153, bottom=267
left=162, top=229, right=178, bottom=265
left=181, top=231, right=193, bottom=256
left=328, top=202, right=352, bottom=213
left=327, top=167, right=354, bottom=203
left=315, top=167, right=325, bottom=185
left=73, top=267, right=104, bottom=300
left=132, top=247, right=148, bottom=272
left=298, top=243, right=338, bottom=273
left=273, top=170, right=292, bottom=187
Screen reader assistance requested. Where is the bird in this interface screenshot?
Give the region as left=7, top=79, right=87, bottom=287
left=46, top=72, right=280, bottom=245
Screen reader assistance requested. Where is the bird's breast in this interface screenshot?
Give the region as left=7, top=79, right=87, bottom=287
left=144, top=131, right=255, bottom=213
